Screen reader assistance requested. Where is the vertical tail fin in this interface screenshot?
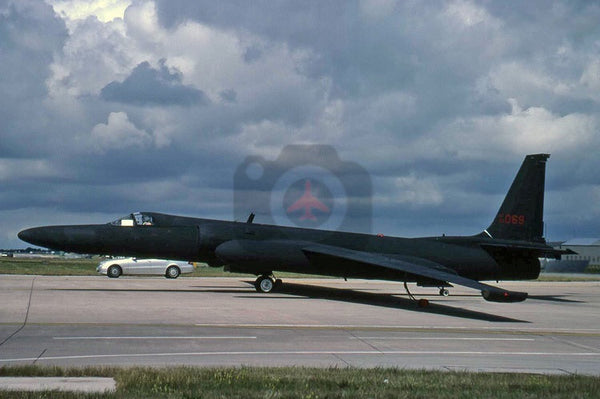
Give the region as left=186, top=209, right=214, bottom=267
left=484, top=154, right=549, bottom=242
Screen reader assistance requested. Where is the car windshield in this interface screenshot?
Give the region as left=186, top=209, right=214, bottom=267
left=110, top=212, right=154, bottom=227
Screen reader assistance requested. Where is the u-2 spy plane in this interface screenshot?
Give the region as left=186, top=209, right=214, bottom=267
left=19, top=154, right=569, bottom=303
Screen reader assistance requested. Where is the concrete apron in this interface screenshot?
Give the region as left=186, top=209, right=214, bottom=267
left=0, top=377, right=116, bottom=393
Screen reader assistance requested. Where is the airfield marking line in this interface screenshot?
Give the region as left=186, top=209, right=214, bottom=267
left=2, top=351, right=600, bottom=363
left=53, top=336, right=257, bottom=340
left=349, top=337, right=535, bottom=341
left=195, top=323, right=600, bottom=335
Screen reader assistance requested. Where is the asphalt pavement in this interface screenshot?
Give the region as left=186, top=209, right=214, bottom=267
left=0, top=275, right=598, bottom=375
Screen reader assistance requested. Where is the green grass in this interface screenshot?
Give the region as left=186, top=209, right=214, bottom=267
left=2, top=257, right=600, bottom=281
left=537, top=273, right=600, bottom=282
left=584, top=264, right=600, bottom=274
left=0, top=258, right=325, bottom=279
left=0, top=257, right=100, bottom=276
left=0, top=365, right=599, bottom=398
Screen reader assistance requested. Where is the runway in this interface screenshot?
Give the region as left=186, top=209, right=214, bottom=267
left=0, top=275, right=599, bottom=375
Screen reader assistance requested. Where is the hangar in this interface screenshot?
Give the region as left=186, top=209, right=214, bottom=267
left=543, top=238, right=600, bottom=273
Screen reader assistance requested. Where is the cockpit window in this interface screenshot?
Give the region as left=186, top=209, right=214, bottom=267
left=110, top=216, right=134, bottom=227
left=133, top=212, right=153, bottom=226
left=110, top=213, right=154, bottom=227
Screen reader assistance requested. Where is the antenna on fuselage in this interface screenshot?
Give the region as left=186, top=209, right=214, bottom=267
left=246, top=213, right=255, bottom=224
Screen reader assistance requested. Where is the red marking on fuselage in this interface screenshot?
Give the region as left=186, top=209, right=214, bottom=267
left=286, top=180, right=330, bottom=221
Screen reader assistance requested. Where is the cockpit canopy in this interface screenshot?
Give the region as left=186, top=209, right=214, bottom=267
left=110, top=212, right=154, bottom=227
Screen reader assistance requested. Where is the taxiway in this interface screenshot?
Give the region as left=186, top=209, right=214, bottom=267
left=0, top=275, right=598, bottom=375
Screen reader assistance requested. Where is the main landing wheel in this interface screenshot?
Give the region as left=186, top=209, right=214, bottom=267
left=255, top=275, right=275, bottom=293
left=439, top=288, right=449, bottom=296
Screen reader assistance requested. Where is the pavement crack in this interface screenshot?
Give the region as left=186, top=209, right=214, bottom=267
left=550, top=336, right=599, bottom=352
left=0, top=277, right=35, bottom=347
left=33, top=348, right=47, bottom=365
left=347, top=330, right=382, bottom=353
left=559, top=368, right=575, bottom=376
left=332, top=353, right=352, bottom=367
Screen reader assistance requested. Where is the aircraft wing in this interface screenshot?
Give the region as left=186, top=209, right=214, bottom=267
left=302, top=244, right=527, bottom=302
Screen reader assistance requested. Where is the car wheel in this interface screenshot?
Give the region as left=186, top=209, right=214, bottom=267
left=107, top=265, right=122, bottom=278
left=166, top=265, right=180, bottom=279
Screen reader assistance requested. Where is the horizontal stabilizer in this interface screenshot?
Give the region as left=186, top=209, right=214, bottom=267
left=480, top=242, right=575, bottom=260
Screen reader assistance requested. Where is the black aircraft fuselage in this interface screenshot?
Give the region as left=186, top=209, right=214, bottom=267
left=18, top=154, right=568, bottom=302
left=19, top=214, right=538, bottom=281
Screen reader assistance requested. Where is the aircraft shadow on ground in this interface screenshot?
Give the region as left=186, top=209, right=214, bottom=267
left=241, top=281, right=528, bottom=323
left=53, top=282, right=528, bottom=322
left=527, top=295, right=584, bottom=303
left=53, top=288, right=251, bottom=294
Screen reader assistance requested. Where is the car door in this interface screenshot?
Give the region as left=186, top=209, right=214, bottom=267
left=127, top=258, right=152, bottom=275
left=147, top=259, right=167, bottom=275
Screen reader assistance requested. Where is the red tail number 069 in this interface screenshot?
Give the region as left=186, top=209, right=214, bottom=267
left=497, top=213, right=525, bottom=225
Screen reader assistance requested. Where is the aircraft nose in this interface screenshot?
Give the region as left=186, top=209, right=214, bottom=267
left=18, top=228, right=36, bottom=244
left=17, top=225, right=102, bottom=253
left=17, top=227, right=58, bottom=248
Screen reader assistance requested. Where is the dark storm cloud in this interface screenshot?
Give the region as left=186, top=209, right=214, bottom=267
left=0, top=0, right=68, bottom=157
left=100, top=59, right=209, bottom=106
left=152, top=0, right=512, bottom=144
left=219, top=89, right=237, bottom=103
left=2, top=0, right=600, bottom=248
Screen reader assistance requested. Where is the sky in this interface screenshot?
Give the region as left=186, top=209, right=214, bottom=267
left=1, top=0, right=599, bottom=249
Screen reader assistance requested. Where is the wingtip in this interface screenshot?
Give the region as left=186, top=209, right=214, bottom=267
left=482, top=290, right=528, bottom=303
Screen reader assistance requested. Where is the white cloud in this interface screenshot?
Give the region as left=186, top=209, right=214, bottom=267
left=440, top=98, right=597, bottom=159
left=46, top=15, right=138, bottom=98
left=46, top=0, right=320, bottom=103
left=3, top=0, right=600, bottom=247
left=48, top=0, right=131, bottom=25
left=487, top=62, right=573, bottom=104
left=392, top=174, right=444, bottom=207
left=444, top=0, right=494, bottom=28
left=90, top=111, right=153, bottom=152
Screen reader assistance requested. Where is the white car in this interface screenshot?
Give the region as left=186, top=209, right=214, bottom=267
left=97, top=258, right=195, bottom=278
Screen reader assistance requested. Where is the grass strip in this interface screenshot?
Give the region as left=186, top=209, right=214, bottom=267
left=536, top=274, right=600, bottom=282
left=2, top=258, right=600, bottom=281
left=584, top=264, right=600, bottom=274
left=0, top=258, right=325, bottom=278
left=1, top=365, right=599, bottom=398
left=0, top=257, right=100, bottom=276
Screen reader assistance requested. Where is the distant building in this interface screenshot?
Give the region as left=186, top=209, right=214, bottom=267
left=541, top=238, right=600, bottom=273
left=557, top=238, right=600, bottom=266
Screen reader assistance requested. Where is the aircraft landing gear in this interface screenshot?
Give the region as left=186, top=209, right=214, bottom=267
left=439, top=288, right=449, bottom=296
left=254, top=274, right=283, bottom=293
